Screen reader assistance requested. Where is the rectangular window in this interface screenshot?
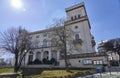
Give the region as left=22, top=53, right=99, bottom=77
left=83, top=59, right=92, bottom=65
left=36, top=35, right=39, bottom=38
left=93, top=61, right=97, bottom=65
left=71, top=17, right=73, bottom=21
left=43, top=33, right=47, bottom=37
left=93, top=60, right=103, bottom=65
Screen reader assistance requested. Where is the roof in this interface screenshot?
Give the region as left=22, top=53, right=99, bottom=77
left=65, top=2, right=84, bottom=12
left=29, top=26, right=64, bottom=35
left=61, top=52, right=107, bottom=59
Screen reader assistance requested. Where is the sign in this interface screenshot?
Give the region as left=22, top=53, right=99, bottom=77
left=96, top=66, right=102, bottom=73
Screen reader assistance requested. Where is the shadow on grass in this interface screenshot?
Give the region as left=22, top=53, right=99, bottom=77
left=66, top=69, right=73, bottom=73
left=24, top=68, right=44, bottom=76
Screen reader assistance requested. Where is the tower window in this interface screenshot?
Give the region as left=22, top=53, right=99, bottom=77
left=43, top=33, right=47, bottom=37
left=71, top=17, right=73, bottom=21
left=75, top=26, right=78, bottom=29
left=74, top=15, right=77, bottom=20
left=75, top=34, right=80, bottom=40
left=78, top=14, right=81, bottom=18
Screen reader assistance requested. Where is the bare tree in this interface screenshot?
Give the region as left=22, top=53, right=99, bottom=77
left=50, top=18, right=82, bottom=70
left=0, top=27, right=31, bottom=73
left=98, top=38, right=120, bottom=62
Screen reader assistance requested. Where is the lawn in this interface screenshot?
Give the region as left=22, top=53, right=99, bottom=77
left=0, top=68, right=14, bottom=74
left=26, top=70, right=80, bottom=78
left=24, top=68, right=96, bottom=78
left=0, top=68, right=96, bottom=78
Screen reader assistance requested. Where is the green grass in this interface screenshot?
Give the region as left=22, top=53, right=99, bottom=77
left=0, top=68, right=96, bottom=78
left=27, top=70, right=79, bottom=78
left=0, top=68, right=14, bottom=74
left=24, top=69, right=96, bottom=78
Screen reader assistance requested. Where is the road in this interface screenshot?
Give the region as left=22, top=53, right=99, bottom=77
left=77, top=72, right=120, bottom=78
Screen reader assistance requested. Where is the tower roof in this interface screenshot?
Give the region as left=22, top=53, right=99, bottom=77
left=65, top=2, right=84, bottom=12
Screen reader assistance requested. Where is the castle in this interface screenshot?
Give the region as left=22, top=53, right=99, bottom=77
left=23, top=2, right=107, bottom=68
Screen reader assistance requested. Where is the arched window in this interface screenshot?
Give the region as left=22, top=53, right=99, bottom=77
left=28, top=51, right=33, bottom=63
left=44, top=51, right=49, bottom=59
left=43, top=39, right=47, bottom=47
left=52, top=50, right=57, bottom=60
left=75, top=34, right=80, bottom=40
left=36, top=52, right=41, bottom=60
left=78, top=14, right=81, bottom=18
left=74, top=15, right=77, bottom=20
left=75, top=26, right=78, bottom=29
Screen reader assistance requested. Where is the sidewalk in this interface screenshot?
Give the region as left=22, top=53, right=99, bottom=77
left=77, top=72, right=120, bottom=78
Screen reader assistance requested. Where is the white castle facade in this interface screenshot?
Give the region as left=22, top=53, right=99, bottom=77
left=23, top=3, right=107, bottom=68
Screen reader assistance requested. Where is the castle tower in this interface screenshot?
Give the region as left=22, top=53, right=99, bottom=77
left=65, top=2, right=95, bottom=54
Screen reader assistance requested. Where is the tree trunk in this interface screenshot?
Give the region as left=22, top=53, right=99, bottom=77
left=64, top=41, right=69, bottom=71
left=64, top=51, right=69, bottom=70
left=14, top=53, right=19, bottom=78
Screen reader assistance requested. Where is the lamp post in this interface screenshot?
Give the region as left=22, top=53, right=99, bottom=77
left=22, top=50, right=27, bottom=78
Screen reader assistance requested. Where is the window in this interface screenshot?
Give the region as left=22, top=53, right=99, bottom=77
left=51, top=38, right=57, bottom=46
left=75, top=34, right=80, bottom=40
left=28, top=52, right=33, bottom=63
left=79, top=60, right=81, bottom=63
left=83, top=59, right=92, bottom=65
left=71, top=17, right=73, bottom=21
left=74, top=15, right=77, bottom=20
left=43, top=33, right=47, bottom=37
left=36, top=52, right=41, bottom=60
left=36, top=35, right=39, bottom=38
left=29, top=36, right=32, bottom=39
left=43, top=39, right=47, bottom=47
left=34, top=40, right=39, bottom=48
left=93, top=60, right=103, bottom=65
left=78, top=14, right=81, bottom=18
left=75, top=26, right=78, bottom=29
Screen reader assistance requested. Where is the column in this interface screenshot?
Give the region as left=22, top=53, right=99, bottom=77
left=33, top=52, right=36, bottom=61
left=57, top=51, right=60, bottom=61
left=49, top=51, right=51, bottom=60
left=41, top=52, right=43, bottom=61
left=25, top=53, right=29, bottom=65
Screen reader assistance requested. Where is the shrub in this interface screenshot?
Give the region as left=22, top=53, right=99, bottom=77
left=28, top=61, right=34, bottom=65
left=110, top=60, right=119, bottom=66
left=50, top=58, right=58, bottom=65
left=42, top=58, right=58, bottom=65
left=42, top=58, right=48, bottom=64
left=33, top=59, right=41, bottom=64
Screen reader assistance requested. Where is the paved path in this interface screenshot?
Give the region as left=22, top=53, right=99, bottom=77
left=77, top=72, right=120, bottom=78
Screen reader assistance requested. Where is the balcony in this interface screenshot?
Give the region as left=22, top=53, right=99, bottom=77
left=72, top=39, right=82, bottom=45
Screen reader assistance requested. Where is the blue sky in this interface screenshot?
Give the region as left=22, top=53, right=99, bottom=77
left=0, top=0, right=120, bottom=51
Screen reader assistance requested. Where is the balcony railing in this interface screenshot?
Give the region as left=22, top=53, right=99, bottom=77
left=72, top=39, right=83, bottom=45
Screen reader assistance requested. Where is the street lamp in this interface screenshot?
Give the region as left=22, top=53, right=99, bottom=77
left=22, top=50, right=27, bottom=78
